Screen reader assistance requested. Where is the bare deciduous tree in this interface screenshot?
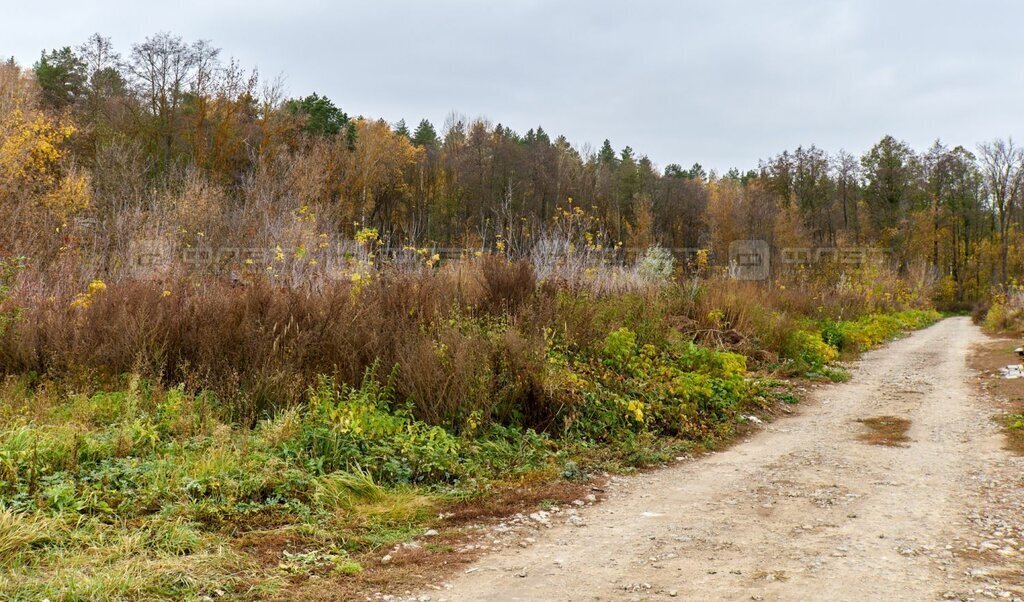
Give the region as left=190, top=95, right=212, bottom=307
left=977, top=138, right=1024, bottom=285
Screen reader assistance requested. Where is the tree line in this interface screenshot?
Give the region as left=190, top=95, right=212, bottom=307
left=4, top=32, right=1024, bottom=304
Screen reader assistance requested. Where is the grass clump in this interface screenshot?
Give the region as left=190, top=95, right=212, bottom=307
left=0, top=508, right=49, bottom=565
left=314, top=470, right=386, bottom=511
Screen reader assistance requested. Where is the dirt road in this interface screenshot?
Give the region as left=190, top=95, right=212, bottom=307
left=430, top=318, right=1024, bottom=601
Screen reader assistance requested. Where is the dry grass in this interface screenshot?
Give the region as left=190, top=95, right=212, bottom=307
left=0, top=257, right=930, bottom=431
left=856, top=416, right=912, bottom=447
left=0, top=516, right=244, bottom=599
left=0, top=508, right=49, bottom=565
left=0, top=262, right=556, bottom=427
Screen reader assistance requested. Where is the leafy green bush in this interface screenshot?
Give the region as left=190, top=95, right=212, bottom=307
left=296, top=374, right=461, bottom=484
left=562, top=329, right=761, bottom=443
left=822, top=310, right=940, bottom=353
left=781, top=310, right=939, bottom=373
left=602, top=327, right=638, bottom=369
left=782, top=330, right=838, bottom=372
left=983, top=303, right=1007, bottom=331
left=675, top=341, right=747, bottom=377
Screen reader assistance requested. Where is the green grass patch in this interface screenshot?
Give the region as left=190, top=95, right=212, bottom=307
left=0, top=307, right=941, bottom=599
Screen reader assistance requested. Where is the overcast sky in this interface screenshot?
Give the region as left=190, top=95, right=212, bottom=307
left=5, top=0, right=1023, bottom=172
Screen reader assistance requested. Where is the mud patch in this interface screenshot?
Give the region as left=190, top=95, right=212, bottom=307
left=856, top=415, right=911, bottom=447
left=970, top=338, right=1024, bottom=454
left=256, top=478, right=602, bottom=600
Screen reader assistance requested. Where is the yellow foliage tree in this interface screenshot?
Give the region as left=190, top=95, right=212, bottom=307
left=0, top=63, right=90, bottom=221
left=705, top=179, right=742, bottom=261
left=340, top=119, right=424, bottom=227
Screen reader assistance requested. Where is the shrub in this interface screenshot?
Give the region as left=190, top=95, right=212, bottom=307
left=675, top=341, right=747, bottom=377
left=971, top=298, right=991, bottom=325
left=975, top=290, right=1024, bottom=333
left=560, top=328, right=760, bottom=443
left=0, top=273, right=557, bottom=428
left=980, top=299, right=1023, bottom=333
left=299, top=374, right=462, bottom=484
left=636, top=246, right=675, bottom=281
left=824, top=310, right=941, bottom=353
left=984, top=303, right=1008, bottom=331
left=476, top=256, right=536, bottom=314
left=602, top=327, right=637, bottom=369
left=782, top=330, right=838, bottom=372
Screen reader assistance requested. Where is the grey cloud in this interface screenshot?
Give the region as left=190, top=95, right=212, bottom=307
left=3, top=0, right=1022, bottom=171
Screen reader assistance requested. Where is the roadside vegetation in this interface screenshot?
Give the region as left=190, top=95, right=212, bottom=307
left=0, top=254, right=941, bottom=598
left=974, top=286, right=1024, bottom=335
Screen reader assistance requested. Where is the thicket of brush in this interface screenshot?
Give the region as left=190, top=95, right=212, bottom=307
left=973, top=287, right=1024, bottom=334
left=1, top=254, right=934, bottom=428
